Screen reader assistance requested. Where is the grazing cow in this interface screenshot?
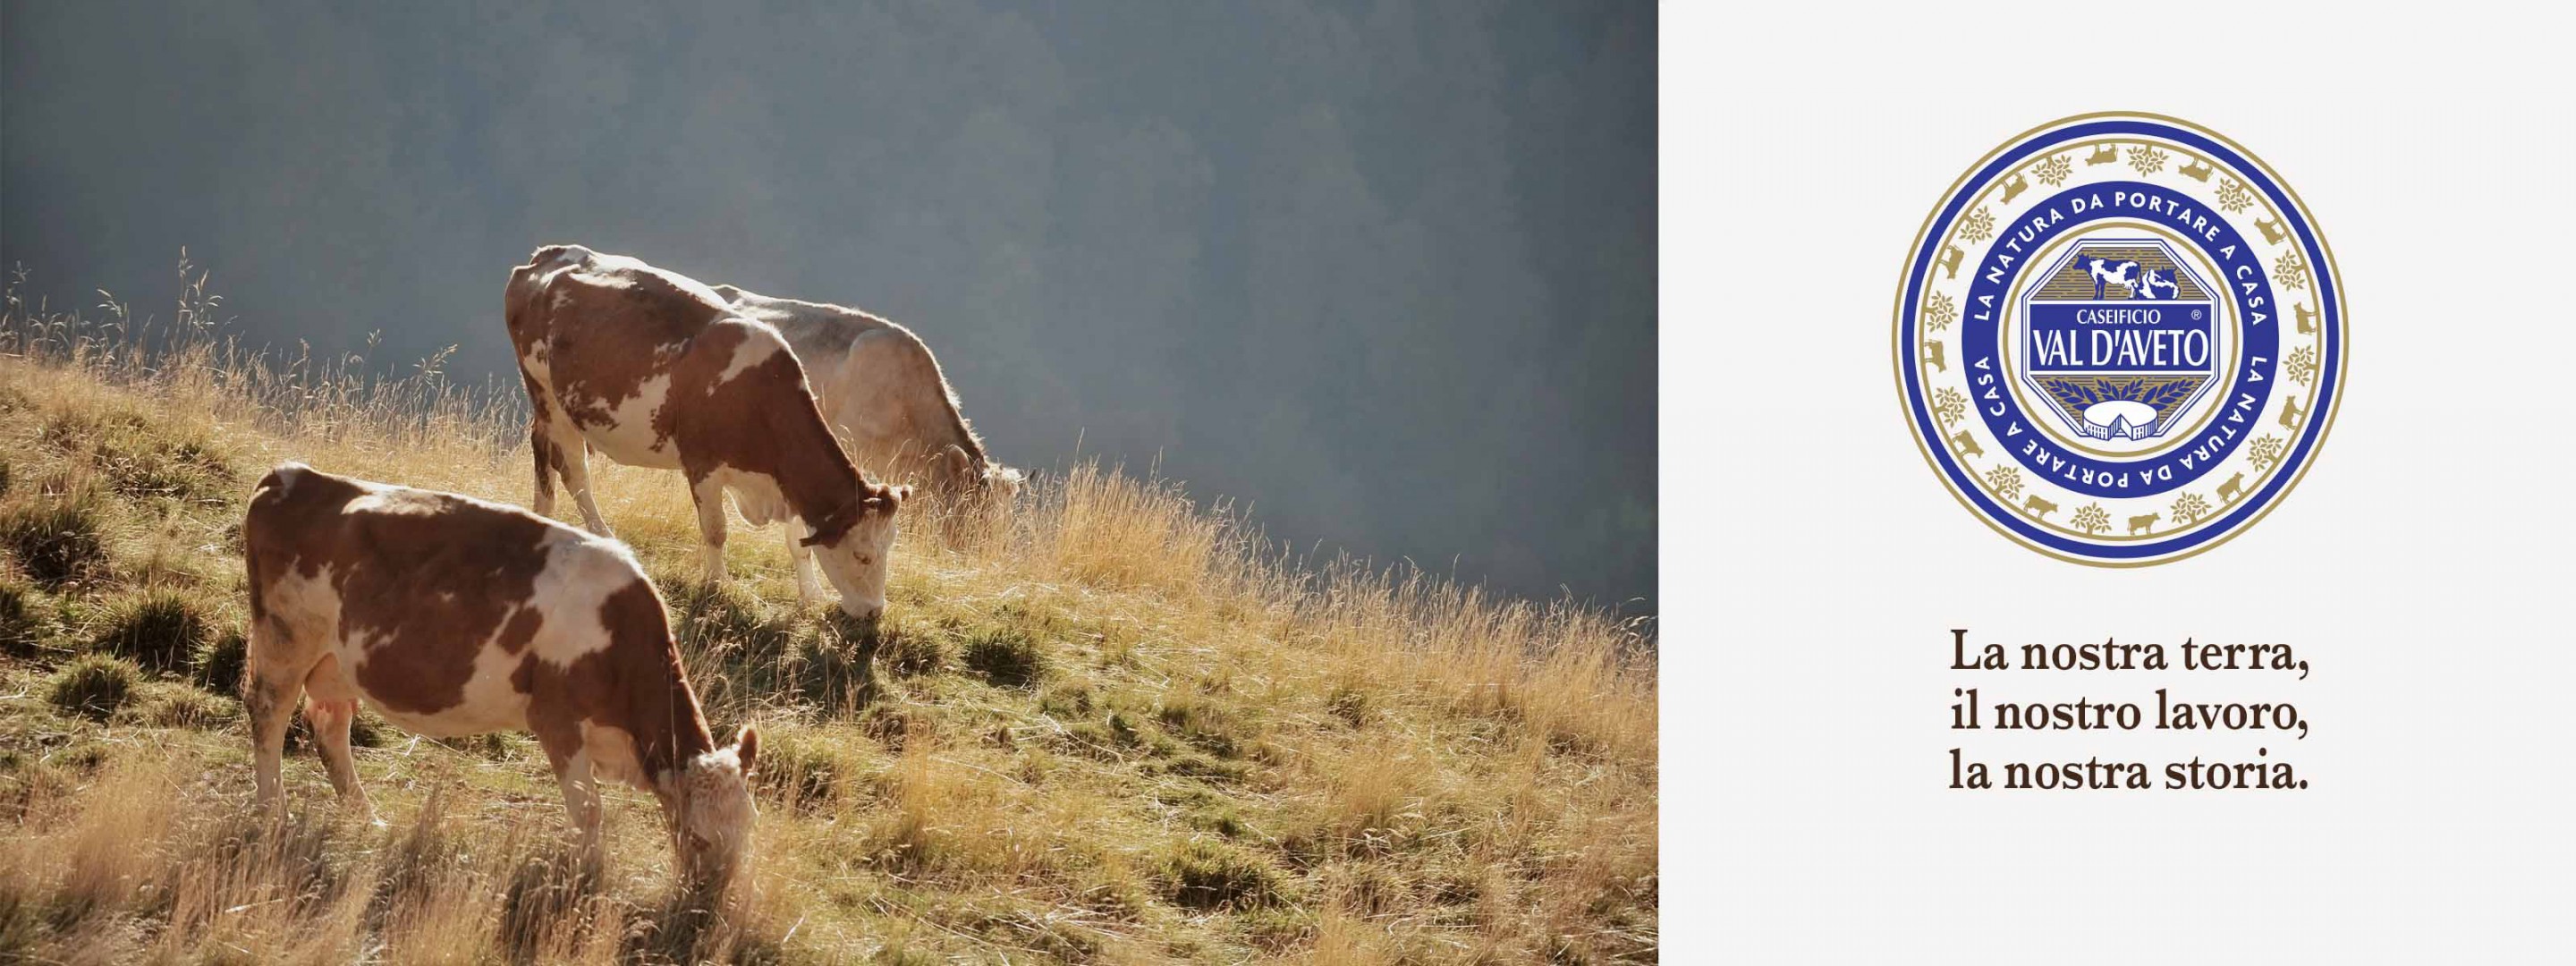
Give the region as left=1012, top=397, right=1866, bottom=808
left=708, top=284, right=1021, bottom=504
left=505, top=245, right=911, bottom=615
left=242, top=464, right=758, bottom=886
left=2136, top=267, right=2180, bottom=301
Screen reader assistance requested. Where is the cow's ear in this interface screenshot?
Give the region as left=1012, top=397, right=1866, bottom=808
left=735, top=725, right=760, bottom=775
left=800, top=504, right=857, bottom=547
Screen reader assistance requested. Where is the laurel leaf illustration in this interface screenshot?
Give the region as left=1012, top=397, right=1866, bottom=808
left=2140, top=377, right=2195, bottom=411
left=2041, top=378, right=2098, bottom=411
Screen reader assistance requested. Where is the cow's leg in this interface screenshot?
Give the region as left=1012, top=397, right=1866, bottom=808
left=534, top=725, right=604, bottom=876
left=786, top=521, right=823, bottom=605
left=244, top=616, right=309, bottom=819
left=529, top=424, right=559, bottom=517
left=558, top=434, right=614, bottom=537
left=560, top=752, right=604, bottom=874
left=691, top=476, right=731, bottom=584
left=301, top=655, right=377, bottom=825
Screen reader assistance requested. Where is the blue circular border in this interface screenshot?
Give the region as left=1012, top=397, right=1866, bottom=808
left=1965, top=180, right=2280, bottom=498
left=1897, top=116, right=2343, bottom=563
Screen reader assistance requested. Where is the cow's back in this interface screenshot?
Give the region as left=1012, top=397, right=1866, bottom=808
left=711, top=287, right=990, bottom=479
left=713, top=287, right=898, bottom=362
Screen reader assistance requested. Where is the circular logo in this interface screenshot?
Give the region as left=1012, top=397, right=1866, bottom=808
left=1894, top=114, right=2343, bottom=564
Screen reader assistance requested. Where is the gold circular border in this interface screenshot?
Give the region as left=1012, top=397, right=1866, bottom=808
left=1891, top=111, right=2348, bottom=567
left=1999, top=220, right=2239, bottom=458
left=1936, top=136, right=2324, bottom=545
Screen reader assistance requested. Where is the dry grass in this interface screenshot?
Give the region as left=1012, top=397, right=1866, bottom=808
left=0, top=258, right=1657, bottom=962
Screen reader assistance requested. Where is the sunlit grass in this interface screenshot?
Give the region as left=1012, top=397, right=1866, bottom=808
left=0, top=257, right=1656, bottom=962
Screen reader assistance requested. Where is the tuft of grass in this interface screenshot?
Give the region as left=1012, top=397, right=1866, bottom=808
left=959, top=627, right=1046, bottom=687
left=0, top=576, right=37, bottom=653
left=0, top=494, right=112, bottom=589
left=47, top=654, right=140, bottom=719
left=874, top=615, right=947, bottom=677
left=750, top=724, right=859, bottom=812
left=1326, top=683, right=1370, bottom=728
left=1036, top=680, right=1093, bottom=718
left=93, top=588, right=214, bottom=674
left=1157, top=693, right=1247, bottom=758
left=192, top=627, right=248, bottom=694
left=135, top=682, right=241, bottom=729
left=1157, top=838, right=1293, bottom=911
left=1157, top=752, right=1249, bottom=783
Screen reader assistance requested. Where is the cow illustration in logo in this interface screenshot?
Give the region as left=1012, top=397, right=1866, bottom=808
left=2082, top=257, right=2140, bottom=298
left=2136, top=267, right=2180, bottom=300
left=1895, top=114, right=2344, bottom=565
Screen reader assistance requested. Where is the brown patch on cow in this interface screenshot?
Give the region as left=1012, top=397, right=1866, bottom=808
left=244, top=470, right=555, bottom=716
left=496, top=607, right=543, bottom=655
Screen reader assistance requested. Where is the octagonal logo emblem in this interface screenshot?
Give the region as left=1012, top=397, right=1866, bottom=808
left=2020, top=237, right=2220, bottom=445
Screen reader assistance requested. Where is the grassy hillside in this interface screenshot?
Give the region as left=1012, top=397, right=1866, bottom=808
left=0, top=265, right=1656, bottom=964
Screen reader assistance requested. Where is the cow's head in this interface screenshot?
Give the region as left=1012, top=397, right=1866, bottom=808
left=936, top=445, right=1023, bottom=504
left=981, top=463, right=1026, bottom=502
left=799, top=481, right=911, bottom=620
left=668, top=725, right=759, bottom=890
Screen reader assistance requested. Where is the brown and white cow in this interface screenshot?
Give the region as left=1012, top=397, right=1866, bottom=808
left=505, top=245, right=911, bottom=616
left=242, top=463, right=758, bottom=887
left=708, top=284, right=1022, bottom=503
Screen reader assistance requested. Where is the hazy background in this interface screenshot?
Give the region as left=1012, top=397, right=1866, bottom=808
left=2, top=1, right=1655, bottom=613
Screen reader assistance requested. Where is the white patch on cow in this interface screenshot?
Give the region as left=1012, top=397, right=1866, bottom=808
left=521, top=530, right=636, bottom=667
left=715, top=327, right=782, bottom=385
left=343, top=490, right=447, bottom=517
left=579, top=371, right=682, bottom=470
